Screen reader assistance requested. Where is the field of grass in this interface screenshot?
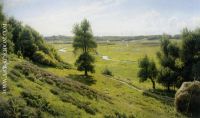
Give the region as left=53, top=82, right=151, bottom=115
left=42, top=39, right=183, bottom=117
left=51, top=40, right=162, bottom=89
left=0, top=39, right=184, bottom=118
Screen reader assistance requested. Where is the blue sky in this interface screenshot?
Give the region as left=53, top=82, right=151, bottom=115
left=2, top=0, right=200, bottom=36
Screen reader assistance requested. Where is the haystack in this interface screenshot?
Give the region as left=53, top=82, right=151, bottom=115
left=175, top=81, right=200, bottom=116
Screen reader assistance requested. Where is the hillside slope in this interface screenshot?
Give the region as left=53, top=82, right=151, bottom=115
left=0, top=55, right=184, bottom=118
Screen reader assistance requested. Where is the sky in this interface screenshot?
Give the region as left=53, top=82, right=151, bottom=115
left=2, top=0, right=200, bottom=36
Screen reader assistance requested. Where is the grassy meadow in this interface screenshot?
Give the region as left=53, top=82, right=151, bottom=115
left=0, top=38, right=185, bottom=118
left=50, top=40, right=164, bottom=89
left=34, top=39, right=183, bottom=117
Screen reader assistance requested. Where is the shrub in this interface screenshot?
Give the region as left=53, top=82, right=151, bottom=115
left=175, top=81, right=200, bottom=117
left=17, top=51, right=23, bottom=58
left=0, top=97, right=9, bottom=118
left=10, top=69, right=22, bottom=77
left=104, top=111, right=135, bottom=118
left=14, top=62, right=112, bottom=103
left=102, top=68, right=113, bottom=76
left=56, top=61, right=72, bottom=69
left=27, top=74, right=36, bottom=82
left=33, top=51, right=58, bottom=66
left=50, top=88, right=60, bottom=95
left=0, top=97, right=26, bottom=118
left=60, top=95, right=97, bottom=115
left=21, top=107, right=43, bottom=118
left=33, top=51, right=71, bottom=69
left=21, top=91, right=59, bottom=116
left=16, top=83, right=24, bottom=88
left=45, top=79, right=54, bottom=85
left=8, top=72, right=19, bottom=81
left=8, top=69, right=22, bottom=81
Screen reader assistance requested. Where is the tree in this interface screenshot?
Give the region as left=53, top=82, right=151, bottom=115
left=181, top=28, right=200, bottom=82
left=72, top=19, right=97, bottom=76
left=8, top=17, right=23, bottom=53
left=138, top=55, right=158, bottom=89
left=19, top=26, right=39, bottom=58
left=75, top=52, right=95, bottom=76
left=156, top=29, right=200, bottom=90
left=0, top=4, right=4, bottom=27
left=156, top=35, right=181, bottom=91
left=157, top=67, right=177, bottom=91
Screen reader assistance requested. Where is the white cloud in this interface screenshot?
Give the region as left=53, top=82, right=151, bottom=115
left=3, top=0, right=200, bottom=36
left=2, top=0, right=32, bottom=9
left=17, top=0, right=125, bottom=36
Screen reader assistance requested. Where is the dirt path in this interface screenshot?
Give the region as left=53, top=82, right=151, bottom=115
left=106, top=76, right=175, bottom=102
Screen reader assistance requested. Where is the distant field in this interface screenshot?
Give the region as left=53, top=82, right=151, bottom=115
left=50, top=39, right=180, bottom=90
left=51, top=40, right=162, bottom=89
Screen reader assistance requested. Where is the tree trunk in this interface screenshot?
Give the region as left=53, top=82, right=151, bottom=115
left=150, top=78, right=155, bottom=89
left=84, top=70, right=88, bottom=76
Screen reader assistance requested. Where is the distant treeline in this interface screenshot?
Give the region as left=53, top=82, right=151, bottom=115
left=45, top=34, right=181, bottom=43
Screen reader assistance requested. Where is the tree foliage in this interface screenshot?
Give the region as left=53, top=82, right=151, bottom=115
left=157, top=29, right=200, bottom=91
left=73, top=19, right=97, bottom=54
left=0, top=4, right=4, bottom=27
left=181, top=28, right=200, bottom=82
left=73, top=19, right=97, bottom=76
left=156, top=35, right=181, bottom=91
left=138, top=55, right=158, bottom=89
left=75, top=52, right=95, bottom=75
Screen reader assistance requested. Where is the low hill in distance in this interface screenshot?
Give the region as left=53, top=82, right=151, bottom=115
left=45, top=34, right=180, bottom=43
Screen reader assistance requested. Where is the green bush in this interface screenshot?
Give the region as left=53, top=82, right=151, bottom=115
left=56, top=61, right=72, bottom=69
left=17, top=51, right=23, bottom=58
left=102, top=68, right=113, bottom=76
left=50, top=88, right=60, bottom=95
left=33, top=51, right=57, bottom=66
left=0, top=97, right=26, bottom=118
left=14, top=62, right=111, bottom=103
left=45, top=79, right=54, bottom=85
left=10, top=69, right=22, bottom=77
left=21, top=91, right=59, bottom=116
left=27, top=74, right=36, bottom=82
left=21, top=107, right=43, bottom=118
left=60, top=95, right=97, bottom=115
left=8, top=69, right=22, bottom=81
left=104, top=112, right=135, bottom=118
left=16, top=83, right=24, bottom=88
left=8, top=72, right=19, bottom=81
left=32, top=51, right=71, bottom=69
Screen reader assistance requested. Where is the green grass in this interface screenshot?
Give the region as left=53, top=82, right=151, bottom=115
left=52, top=40, right=162, bottom=89
left=44, top=40, right=183, bottom=117
left=0, top=40, right=185, bottom=118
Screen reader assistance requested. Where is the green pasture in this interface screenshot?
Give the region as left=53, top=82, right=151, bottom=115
left=51, top=40, right=162, bottom=89
left=1, top=40, right=184, bottom=118
left=40, top=39, right=183, bottom=117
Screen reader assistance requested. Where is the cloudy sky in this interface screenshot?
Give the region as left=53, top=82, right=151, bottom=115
left=2, top=0, right=200, bottom=36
